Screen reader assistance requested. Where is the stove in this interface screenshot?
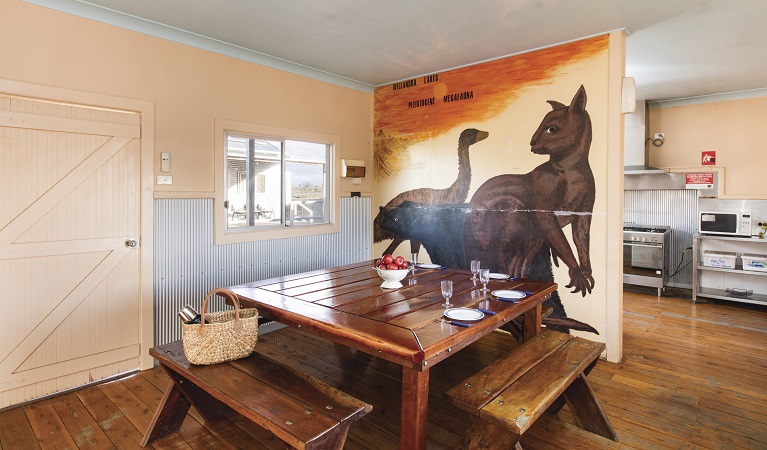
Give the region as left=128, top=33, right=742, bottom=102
left=623, top=224, right=672, bottom=296
left=623, top=225, right=671, bottom=243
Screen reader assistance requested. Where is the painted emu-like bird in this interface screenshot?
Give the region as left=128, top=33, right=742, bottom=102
left=374, top=128, right=488, bottom=256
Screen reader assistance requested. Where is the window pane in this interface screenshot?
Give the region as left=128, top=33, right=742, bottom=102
left=226, top=135, right=282, bottom=228
left=285, top=141, right=328, bottom=225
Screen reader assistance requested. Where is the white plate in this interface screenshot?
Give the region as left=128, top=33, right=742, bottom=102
left=443, top=308, right=484, bottom=323
left=488, top=273, right=510, bottom=280
left=418, top=263, right=442, bottom=269
left=491, top=290, right=527, bottom=300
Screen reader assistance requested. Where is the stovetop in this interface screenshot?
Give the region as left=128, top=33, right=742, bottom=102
left=623, top=224, right=671, bottom=244
left=623, top=225, right=671, bottom=234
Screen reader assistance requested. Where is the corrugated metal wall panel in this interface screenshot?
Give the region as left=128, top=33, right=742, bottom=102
left=624, top=189, right=698, bottom=287
left=153, top=197, right=371, bottom=345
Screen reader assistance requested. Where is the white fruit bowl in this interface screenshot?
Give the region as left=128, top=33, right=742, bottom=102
left=375, top=267, right=409, bottom=289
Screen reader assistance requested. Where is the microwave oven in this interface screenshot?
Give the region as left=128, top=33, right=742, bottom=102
left=699, top=211, right=752, bottom=236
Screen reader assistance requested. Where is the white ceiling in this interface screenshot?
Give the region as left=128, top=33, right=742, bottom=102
left=26, top=0, right=767, bottom=101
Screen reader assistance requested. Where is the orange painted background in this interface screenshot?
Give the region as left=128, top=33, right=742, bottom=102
left=373, top=35, right=608, bottom=178
left=374, top=35, right=608, bottom=137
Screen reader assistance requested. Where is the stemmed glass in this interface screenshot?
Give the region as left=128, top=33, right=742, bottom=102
left=410, top=252, right=419, bottom=274
left=441, top=280, right=453, bottom=308
left=479, top=269, right=490, bottom=293
left=470, top=260, right=480, bottom=280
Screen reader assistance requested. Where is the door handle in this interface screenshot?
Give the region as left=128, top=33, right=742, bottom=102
left=125, top=238, right=139, bottom=248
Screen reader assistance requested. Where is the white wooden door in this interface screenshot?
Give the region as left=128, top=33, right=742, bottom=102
left=0, top=94, right=143, bottom=408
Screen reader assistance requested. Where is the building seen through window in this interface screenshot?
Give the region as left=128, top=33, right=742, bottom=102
left=225, top=133, right=330, bottom=230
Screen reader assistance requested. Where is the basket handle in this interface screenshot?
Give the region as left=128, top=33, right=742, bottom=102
left=199, top=288, right=243, bottom=336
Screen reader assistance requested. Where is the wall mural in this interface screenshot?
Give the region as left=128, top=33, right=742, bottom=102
left=373, top=36, right=609, bottom=334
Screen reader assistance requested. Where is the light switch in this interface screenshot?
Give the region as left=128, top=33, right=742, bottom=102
left=161, top=152, right=170, bottom=173
left=157, top=175, right=172, bottom=185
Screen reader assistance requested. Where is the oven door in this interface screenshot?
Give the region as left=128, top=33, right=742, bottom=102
left=623, top=241, right=664, bottom=277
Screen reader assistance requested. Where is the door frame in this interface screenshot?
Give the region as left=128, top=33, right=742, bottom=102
left=0, top=79, right=155, bottom=369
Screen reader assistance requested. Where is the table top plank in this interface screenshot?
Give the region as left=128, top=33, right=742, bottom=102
left=246, top=262, right=372, bottom=290
left=293, top=278, right=383, bottom=302
left=312, top=269, right=449, bottom=309
left=277, top=271, right=379, bottom=297
left=362, top=273, right=485, bottom=322
left=230, top=285, right=425, bottom=365
left=335, top=271, right=460, bottom=318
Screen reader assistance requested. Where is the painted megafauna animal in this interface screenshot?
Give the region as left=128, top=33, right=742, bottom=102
left=378, top=201, right=598, bottom=335
left=374, top=128, right=488, bottom=256
left=465, top=85, right=595, bottom=296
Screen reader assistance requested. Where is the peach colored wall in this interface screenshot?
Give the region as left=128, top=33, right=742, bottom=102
left=0, top=0, right=373, bottom=196
left=648, top=96, right=767, bottom=199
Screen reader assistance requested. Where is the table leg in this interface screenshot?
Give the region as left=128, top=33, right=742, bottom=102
left=523, top=303, right=542, bottom=341
left=400, top=367, right=429, bottom=450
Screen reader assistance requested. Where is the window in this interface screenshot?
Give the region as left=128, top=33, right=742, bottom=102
left=214, top=119, right=339, bottom=244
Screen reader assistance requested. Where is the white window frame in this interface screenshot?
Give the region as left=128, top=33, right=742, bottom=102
left=214, top=119, right=340, bottom=245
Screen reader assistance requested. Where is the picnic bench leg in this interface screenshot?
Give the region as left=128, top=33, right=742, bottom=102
left=563, top=373, right=619, bottom=441
left=546, top=357, right=599, bottom=415
left=142, top=364, right=235, bottom=447
left=305, top=422, right=354, bottom=450
left=401, top=367, right=429, bottom=450
left=462, top=419, right=522, bottom=450
left=162, top=365, right=233, bottom=423
left=140, top=380, right=191, bottom=447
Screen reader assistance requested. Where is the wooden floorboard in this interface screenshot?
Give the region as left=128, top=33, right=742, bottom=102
left=0, top=288, right=766, bottom=449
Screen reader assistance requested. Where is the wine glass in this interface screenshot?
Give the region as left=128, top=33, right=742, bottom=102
left=479, top=269, right=490, bottom=293
left=410, top=252, right=419, bottom=274
left=470, top=260, right=480, bottom=280
left=441, top=280, right=453, bottom=308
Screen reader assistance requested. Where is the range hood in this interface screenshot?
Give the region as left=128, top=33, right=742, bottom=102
left=624, top=100, right=665, bottom=175
left=624, top=164, right=665, bottom=175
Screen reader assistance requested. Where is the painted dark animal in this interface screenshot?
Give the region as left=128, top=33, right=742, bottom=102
left=379, top=201, right=597, bottom=335
left=374, top=128, right=488, bottom=256
left=465, top=85, right=595, bottom=296
left=378, top=202, right=469, bottom=269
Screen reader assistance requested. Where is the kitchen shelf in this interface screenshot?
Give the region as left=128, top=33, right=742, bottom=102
left=695, top=287, right=767, bottom=306
left=696, top=265, right=767, bottom=276
left=692, top=234, right=767, bottom=304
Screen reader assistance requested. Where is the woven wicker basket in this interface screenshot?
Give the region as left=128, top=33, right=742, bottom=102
left=181, top=288, right=259, bottom=365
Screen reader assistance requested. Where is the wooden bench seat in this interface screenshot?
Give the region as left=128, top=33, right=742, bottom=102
left=445, top=330, right=617, bottom=449
left=140, top=340, right=372, bottom=449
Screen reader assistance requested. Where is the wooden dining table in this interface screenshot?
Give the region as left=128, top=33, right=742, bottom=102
left=228, top=260, right=557, bottom=450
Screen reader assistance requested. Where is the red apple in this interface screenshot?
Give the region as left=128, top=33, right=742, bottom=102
left=400, top=261, right=409, bottom=269
left=386, top=263, right=398, bottom=270
left=382, top=254, right=394, bottom=264
left=394, top=255, right=405, bottom=266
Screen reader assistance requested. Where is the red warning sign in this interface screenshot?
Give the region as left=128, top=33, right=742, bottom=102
left=702, top=151, right=716, bottom=165
left=685, top=173, right=714, bottom=189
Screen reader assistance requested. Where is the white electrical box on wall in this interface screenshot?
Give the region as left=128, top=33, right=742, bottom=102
left=161, top=152, right=170, bottom=173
